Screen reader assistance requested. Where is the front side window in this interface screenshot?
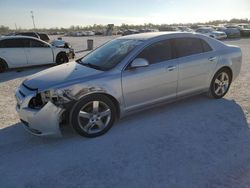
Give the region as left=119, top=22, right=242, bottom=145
left=174, top=38, right=204, bottom=58
left=29, top=39, right=48, bottom=48
left=136, top=40, right=172, bottom=64
left=77, top=39, right=143, bottom=71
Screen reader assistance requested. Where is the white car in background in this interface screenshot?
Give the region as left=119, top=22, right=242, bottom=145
left=0, top=36, right=71, bottom=72
left=196, top=27, right=227, bottom=40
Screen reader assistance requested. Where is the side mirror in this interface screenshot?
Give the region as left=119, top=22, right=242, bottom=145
left=130, top=58, right=149, bottom=69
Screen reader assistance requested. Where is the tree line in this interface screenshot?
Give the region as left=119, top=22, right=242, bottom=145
left=1, top=18, right=249, bottom=34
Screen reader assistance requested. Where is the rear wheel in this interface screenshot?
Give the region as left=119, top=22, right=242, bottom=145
left=208, top=68, right=232, bottom=99
left=71, top=94, right=116, bottom=138
left=56, top=53, right=68, bottom=65
left=0, top=59, right=7, bottom=73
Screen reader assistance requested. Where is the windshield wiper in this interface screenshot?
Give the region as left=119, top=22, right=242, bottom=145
left=77, top=60, right=105, bottom=71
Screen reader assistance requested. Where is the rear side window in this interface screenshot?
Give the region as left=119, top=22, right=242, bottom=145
left=173, top=38, right=204, bottom=58
left=38, top=33, right=50, bottom=41
left=137, top=40, right=172, bottom=64
left=0, top=39, right=25, bottom=48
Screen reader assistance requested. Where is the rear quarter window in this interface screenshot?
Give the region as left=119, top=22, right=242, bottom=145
left=201, top=39, right=213, bottom=52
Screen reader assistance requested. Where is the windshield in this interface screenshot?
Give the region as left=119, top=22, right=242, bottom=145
left=77, top=39, right=143, bottom=71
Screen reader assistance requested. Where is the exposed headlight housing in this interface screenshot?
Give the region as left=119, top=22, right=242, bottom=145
left=29, top=89, right=67, bottom=109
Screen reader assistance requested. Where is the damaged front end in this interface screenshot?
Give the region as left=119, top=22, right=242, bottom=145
left=15, top=83, right=75, bottom=136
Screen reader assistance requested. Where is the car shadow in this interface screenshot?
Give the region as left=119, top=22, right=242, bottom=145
left=0, top=65, right=53, bottom=83
left=0, top=95, right=250, bottom=187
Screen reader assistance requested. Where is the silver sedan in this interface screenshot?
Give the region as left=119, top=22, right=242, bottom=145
left=15, top=32, right=242, bottom=137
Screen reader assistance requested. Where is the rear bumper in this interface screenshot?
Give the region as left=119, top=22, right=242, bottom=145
left=15, top=85, right=63, bottom=136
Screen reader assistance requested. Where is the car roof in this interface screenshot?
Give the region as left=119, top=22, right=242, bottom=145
left=17, top=32, right=37, bottom=34
left=119, top=31, right=201, bottom=40
left=197, top=27, right=213, bottom=30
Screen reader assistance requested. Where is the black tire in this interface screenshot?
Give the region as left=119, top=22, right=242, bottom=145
left=56, top=53, right=69, bottom=65
left=208, top=68, right=232, bottom=99
left=0, top=59, right=7, bottom=73
left=71, top=94, right=117, bottom=138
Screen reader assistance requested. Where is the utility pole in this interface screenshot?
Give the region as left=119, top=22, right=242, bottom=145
left=30, top=11, right=36, bottom=29
left=15, top=23, right=17, bottom=31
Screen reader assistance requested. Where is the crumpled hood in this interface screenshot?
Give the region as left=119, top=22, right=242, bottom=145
left=23, top=62, right=103, bottom=91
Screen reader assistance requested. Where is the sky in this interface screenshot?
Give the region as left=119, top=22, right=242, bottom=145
left=0, top=0, right=249, bottom=29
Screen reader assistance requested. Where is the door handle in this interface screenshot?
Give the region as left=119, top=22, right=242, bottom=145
left=167, top=65, right=176, bottom=71
left=208, top=57, right=217, bottom=62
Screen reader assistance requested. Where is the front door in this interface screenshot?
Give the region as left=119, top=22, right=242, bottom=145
left=25, top=39, right=53, bottom=65
left=122, top=39, right=178, bottom=110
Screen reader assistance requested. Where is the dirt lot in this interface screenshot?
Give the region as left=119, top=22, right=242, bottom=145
left=0, top=37, right=250, bottom=187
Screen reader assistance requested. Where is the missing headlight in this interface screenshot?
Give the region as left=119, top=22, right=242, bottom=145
left=28, top=94, right=44, bottom=109
left=28, top=89, right=73, bottom=109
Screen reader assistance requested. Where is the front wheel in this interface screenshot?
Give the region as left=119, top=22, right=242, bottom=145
left=208, top=68, right=232, bottom=99
left=71, top=94, right=116, bottom=138
left=56, top=53, right=69, bottom=65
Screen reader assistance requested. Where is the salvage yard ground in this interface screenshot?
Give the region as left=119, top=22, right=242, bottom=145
left=0, top=36, right=250, bottom=187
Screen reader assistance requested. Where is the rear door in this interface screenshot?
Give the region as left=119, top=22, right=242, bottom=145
left=173, top=37, right=216, bottom=96
left=122, top=39, right=178, bottom=110
left=24, top=38, right=54, bottom=65
left=0, top=38, right=28, bottom=68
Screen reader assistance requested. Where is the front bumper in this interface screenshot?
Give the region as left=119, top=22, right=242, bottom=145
left=15, top=84, right=63, bottom=136
left=67, top=49, right=75, bottom=59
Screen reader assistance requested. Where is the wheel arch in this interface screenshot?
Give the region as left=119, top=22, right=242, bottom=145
left=100, top=93, right=121, bottom=119
left=215, top=66, right=233, bottom=80
left=0, top=57, right=8, bottom=72
left=56, top=51, right=68, bottom=63
left=0, top=57, right=8, bottom=68
left=207, top=66, right=233, bottom=99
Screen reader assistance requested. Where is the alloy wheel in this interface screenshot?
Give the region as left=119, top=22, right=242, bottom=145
left=213, top=72, right=230, bottom=96
left=77, top=100, right=111, bottom=134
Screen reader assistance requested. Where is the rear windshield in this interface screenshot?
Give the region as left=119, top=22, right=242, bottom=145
left=38, top=33, right=50, bottom=41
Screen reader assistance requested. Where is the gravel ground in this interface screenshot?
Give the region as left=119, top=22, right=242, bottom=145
left=0, top=37, right=250, bottom=188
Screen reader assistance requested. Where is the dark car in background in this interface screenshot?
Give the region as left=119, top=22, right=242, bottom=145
left=237, top=24, right=250, bottom=37
left=216, top=27, right=240, bottom=38
left=15, top=32, right=40, bottom=39
left=158, top=26, right=179, bottom=32
left=14, top=32, right=50, bottom=42
left=122, top=29, right=140, bottom=36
